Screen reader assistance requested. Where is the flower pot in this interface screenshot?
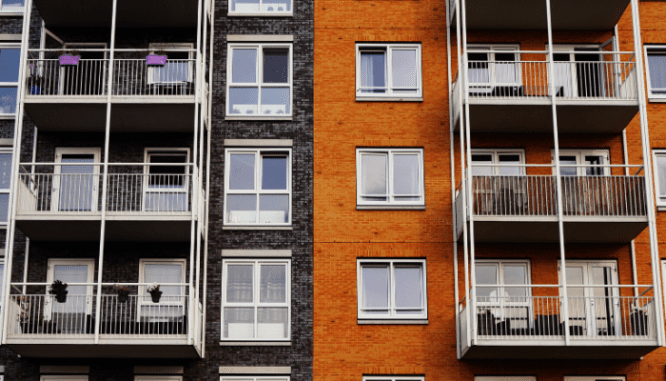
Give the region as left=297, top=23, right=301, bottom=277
left=54, top=291, right=68, bottom=303
left=150, top=291, right=163, bottom=303
left=146, top=55, right=167, bottom=66
left=117, top=291, right=130, bottom=303
left=59, top=55, right=80, bottom=65
left=29, top=85, right=40, bottom=95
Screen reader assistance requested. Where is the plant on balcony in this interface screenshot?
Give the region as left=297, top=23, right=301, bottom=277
left=113, top=283, right=131, bottom=303
left=147, top=283, right=162, bottom=303
left=57, top=49, right=80, bottom=66
left=49, top=280, right=68, bottom=303
left=27, top=64, right=43, bottom=95
left=146, top=51, right=167, bottom=66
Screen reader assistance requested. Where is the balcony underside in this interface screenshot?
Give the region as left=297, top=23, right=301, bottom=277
left=454, top=102, right=638, bottom=134
left=16, top=217, right=192, bottom=242
left=23, top=101, right=196, bottom=133
left=450, top=0, right=629, bottom=30
left=461, top=217, right=648, bottom=243
left=7, top=341, right=200, bottom=359
left=460, top=340, right=658, bottom=360
left=33, top=0, right=199, bottom=28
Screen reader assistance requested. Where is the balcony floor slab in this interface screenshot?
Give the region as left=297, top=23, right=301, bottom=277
left=461, top=341, right=659, bottom=360
left=6, top=342, right=199, bottom=358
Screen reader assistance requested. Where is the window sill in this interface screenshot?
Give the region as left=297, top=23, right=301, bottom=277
left=227, top=12, right=294, bottom=17
left=226, top=116, right=293, bottom=121
left=358, top=319, right=428, bottom=325
left=657, top=205, right=666, bottom=212
left=220, top=341, right=291, bottom=346
left=356, top=97, right=423, bottom=102
left=0, top=114, right=16, bottom=120
left=0, top=11, right=23, bottom=16
left=357, top=205, right=425, bottom=211
left=223, top=226, right=293, bottom=230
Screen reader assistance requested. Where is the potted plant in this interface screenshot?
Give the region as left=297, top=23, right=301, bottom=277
left=146, top=50, right=167, bottom=66
left=58, top=49, right=80, bottom=66
left=49, top=280, right=68, bottom=303
left=27, top=64, right=43, bottom=95
left=147, top=283, right=162, bottom=303
left=113, top=283, right=130, bottom=303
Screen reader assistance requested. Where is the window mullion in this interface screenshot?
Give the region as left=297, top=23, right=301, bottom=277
left=386, top=46, right=393, bottom=96
left=258, top=47, right=263, bottom=114
left=390, top=262, right=396, bottom=317
left=254, top=262, right=259, bottom=339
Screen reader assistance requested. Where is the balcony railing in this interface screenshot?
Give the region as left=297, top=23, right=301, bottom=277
left=454, top=51, right=637, bottom=102
left=16, top=164, right=193, bottom=216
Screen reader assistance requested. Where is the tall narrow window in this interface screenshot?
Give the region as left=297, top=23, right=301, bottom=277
left=222, top=259, right=291, bottom=340
left=227, top=44, right=292, bottom=118
left=139, top=259, right=186, bottom=324
left=225, top=148, right=291, bottom=225
left=646, top=47, right=666, bottom=99
left=0, top=0, right=24, bottom=11
left=0, top=44, right=20, bottom=115
left=144, top=149, right=190, bottom=213
left=356, top=148, right=424, bottom=206
left=654, top=150, right=666, bottom=207
left=357, top=259, right=427, bottom=320
left=356, top=43, right=422, bottom=99
left=0, top=148, right=11, bottom=223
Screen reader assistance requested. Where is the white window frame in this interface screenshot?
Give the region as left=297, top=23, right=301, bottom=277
left=41, top=377, right=88, bottom=381
left=356, top=148, right=425, bottom=207
left=228, top=0, right=293, bottom=16
left=0, top=147, right=11, bottom=225
left=564, top=377, right=624, bottom=381
left=0, top=259, right=5, bottom=310
left=475, top=259, right=532, bottom=328
left=142, top=148, right=190, bottom=213
left=138, top=258, right=187, bottom=322
left=0, top=43, right=20, bottom=116
left=227, top=43, right=293, bottom=118
left=355, top=43, right=423, bottom=100
left=364, top=376, right=424, bottom=381
left=552, top=149, right=610, bottom=176
left=221, top=259, right=292, bottom=341
left=221, top=377, right=289, bottom=381
left=45, top=258, right=95, bottom=320
left=224, top=148, right=292, bottom=226
left=136, top=377, right=182, bottom=381
left=53, top=147, right=101, bottom=213
left=148, top=43, right=194, bottom=84
left=467, top=44, right=521, bottom=92
left=471, top=148, right=525, bottom=176
left=476, top=377, right=535, bottom=381
left=645, top=45, right=666, bottom=100
left=357, top=258, right=428, bottom=320
left=0, top=0, right=24, bottom=13
left=653, top=149, right=666, bottom=207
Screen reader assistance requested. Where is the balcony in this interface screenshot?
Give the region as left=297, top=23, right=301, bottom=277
left=15, top=163, right=195, bottom=241
left=5, top=284, right=204, bottom=358
left=455, top=170, right=648, bottom=242
left=24, top=51, right=198, bottom=132
left=459, top=291, right=659, bottom=359
left=33, top=0, right=200, bottom=28
left=448, top=0, right=630, bottom=30
left=451, top=51, right=638, bottom=133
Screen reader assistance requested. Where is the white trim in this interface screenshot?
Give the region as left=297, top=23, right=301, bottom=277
left=221, top=377, right=289, bottom=381
left=227, top=0, right=293, bottom=17
left=41, top=377, right=88, bottom=381
left=227, top=35, right=293, bottom=42
left=364, top=376, right=424, bottom=381
left=552, top=148, right=611, bottom=176
left=356, top=148, right=425, bottom=206
left=138, top=258, right=187, bottom=322
left=133, top=366, right=183, bottom=375
left=53, top=147, right=101, bottom=213
left=220, top=367, right=291, bottom=374
left=644, top=45, right=666, bottom=100
left=0, top=147, right=12, bottom=225
left=135, top=377, right=182, bottom=381
left=221, top=249, right=292, bottom=257
left=652, top=149, right=666, bottom=207
left=467, top=44, right=521, bottom=93
left=227, top=43, right=293, bottom=118
left=357, top=258, right=428, bottom=320
left=221, top=258, right=291, bottom=341
left=142, top=147, right=191, bottom=213
left=470, top=148, right=526, bottom=176
left=224, top=148, right=292, bottom=226
left=224, top=139, right=292, bottom=147
left=564, top=377, right=625, bottom=381
left=355, top=43, right=423, bottom=99
left=45, top=258, right=95, bottom=320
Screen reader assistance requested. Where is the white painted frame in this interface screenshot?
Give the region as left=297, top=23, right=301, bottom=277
left=0, top=147, right=12, bottom=225
left=470, top=148, right=526, bottom=176
left=136, top=377, right=182, bottom=381
left=550, top=44, right=605, bottom=98
left=356, top=148, right=425, bottom=206
left=45, top=258, right=95, bottom=320
left=224, top=148, right=292, bottom=226
left=357, top=258, right=428, bottom=320
left=552, top=149, right=610, bottom=176
left=475, top=259, right=532, bottom=328
left=228, top=0, right=293, bottom=16
left=138, top=258, right=187, bottom=323
left=221, top=377, right=289, bottom=381
left=147, top=43, right=194, bottom=84
left=654, top=150, right=666, bottom=207
left=227, top=43, right=293, bottom=118
left=467, top=44, right=521, bottom=93
left=364, top=376, right=424, bottom=381
left=565, top=377, right=625, bottom=381
left=142, top=148, right=191, bottom=213
left=355, top=43, right=423, bottom=99
left=0, top=43, right=20, bottom=116
left=53, top=147, right=101, bottom=213
left=644, top=45, right=666, bottom=100
left=476, top=377, right=535, bottom=381
left=41, top=377, right=89, bottom=381
left=221, top=259, right=291, bottom=341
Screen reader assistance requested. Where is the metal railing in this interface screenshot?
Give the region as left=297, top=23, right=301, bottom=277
left=26, top=59, right=108, bottom=97
left=16, top=164, right=193, bottom=216
left=112, top=59, right=196, bottom=97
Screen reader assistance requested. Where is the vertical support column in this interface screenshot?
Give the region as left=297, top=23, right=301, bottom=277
left=94, top=0, right=118, bottom=344
left=629, top=0, right=666, bottom=346
left=544, top=0, right=570, bottom=346
left=1, top=0, right=34, bottom=344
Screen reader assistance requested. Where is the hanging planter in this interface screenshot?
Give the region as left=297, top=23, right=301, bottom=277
left=59, top=55, right=80, bottom=66
left=146, top=55, right=167, bottom=66
left=147, top=283, right=162, bottom=303
left=113, top=284, right=131, bottom=303
left=49, top=280, right=68, bottom=303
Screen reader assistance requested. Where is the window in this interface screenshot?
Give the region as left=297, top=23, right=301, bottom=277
left=136, top=377, right=182, bottom=381
left=646, top=46, right=666, bottom=99
left=40, top=376, right=88, bottom=381
left=0, top=148, right=11, bottom=223
left=654, top=150, right=666, bottom=207
left=357, top=259, right=427, bottom=320
left=564, top=377, right=624, bottom=381
left=471, top=149, right=524, bottom=176
left=148, top=43, right=194, bottom=84
left=0, top=44, right=20, bottom=115
left=356, top=43, right=422, bottom=99
left=475, top=259, right=530, bottom=303
left=143, top=148, right=190, bottom=212
left=229, top=0, right=292, bottom=15
left=227, top=43, right=292, bottom=118
left=554, top=149, right=609, bottom=176
left=138, top=259, right=186, bottom=323
left=221, top=259, right=291, bottom=340
left=0, top=260, right=5, bottom=310
left=364, top=376, right=423, bottom=381
left=467, top=44, right=520, bottom=94
left=224, top=148, right=291, bottom=225
left=356, top=148, right=424, bottom=207
left=222, top=378, right=289, bottom=381
left=476, top=377, right=535, bottom=381
left=0, top=0, right=24, bottom=12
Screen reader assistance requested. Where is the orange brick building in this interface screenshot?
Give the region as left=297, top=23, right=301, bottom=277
left=315, top=0, right=666, bottom=381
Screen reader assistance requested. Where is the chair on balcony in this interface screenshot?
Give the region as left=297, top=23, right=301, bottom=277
left=534, top=314, right=562, bottom=336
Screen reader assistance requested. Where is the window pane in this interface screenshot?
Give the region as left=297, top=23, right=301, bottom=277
left=224, top=307, right=255, bottom=338
left=229, top=87, right=259, bottom=115
left=475, top=264, right=498, bottom=300
left=649, top=53, right=666, bottom=94
left=227, top=194, right=257, bottom=223
left=226, top=264, right=254, bottom=303
left=263, top=0, right=290, bottom=11
left=471, top=154, right=493, bottom=176
left=259, top=194, right=289, bottom=223
left=393, top=154, right=421, bottom=201
left=258, top=307, right=288, bottom=339
left=0, top=194, right=8, bottom=223
left=229, top=153, right=255, bottom=190
left=262, top=155, right=287, bottom=190
left=1, top=0, right=24, bottom=10
left=392, top=49, right=418, bottom=94
left=0, top=264, right=4, bottom=303
left=0, top=87, right=17, bottom=114
left=361, top=265, right=389, bottom=313
left=503, top=264, right=527, bottom=299
left=232, top=49, right=257, bottom=83
left=559, top=156, right=578, bottom=176
left=658, top=155, right=666, bottom=198
left=260, top=265, right=286, bottom=303
left=468, top=52, right=490, bottom=84
left=0, top=153, right=11, bottom=189
left=394, top=266, right=423, bottom=312
left=498, top=154, right=521, bottom=176
left=0, top=48, right=20, bottom=82
left=260, top=87, right=290, bottom=115
left=360, top=52, right=386, bottom=93
left=263, top=49, right=289, bottom=83
left=361, top=153, right=387, bottom=201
